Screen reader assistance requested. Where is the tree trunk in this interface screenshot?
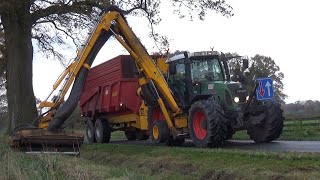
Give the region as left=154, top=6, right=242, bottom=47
left=1, top=6, right=37, bottom=133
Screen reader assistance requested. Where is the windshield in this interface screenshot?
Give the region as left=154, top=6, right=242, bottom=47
left=191, top=58, right=224, bottom=81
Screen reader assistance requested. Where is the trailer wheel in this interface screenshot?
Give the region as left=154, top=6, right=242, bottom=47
left=94, top=118, right=111, bottom=143
left=247, top=100, right=284, bottom=143
left=188, top=98, right=227, bottom=147
left=151, top=121, right=169, bottom=143
left=86, top=120, right=96, bottom=143
left=125, top=131, right=137, bottom=140
left=136, top=130, right=149, bottom=140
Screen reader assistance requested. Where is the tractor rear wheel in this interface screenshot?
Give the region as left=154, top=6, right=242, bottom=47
left=94, top=118, right=111, bottom=143
left=188, top=98, right=227, bottom=147
left=86, top=120, right=96, bottom=143
left=247, top=100, right=284, bottom=143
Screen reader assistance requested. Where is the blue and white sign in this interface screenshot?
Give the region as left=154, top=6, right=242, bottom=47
left=256, top=78, right=274, bottom=100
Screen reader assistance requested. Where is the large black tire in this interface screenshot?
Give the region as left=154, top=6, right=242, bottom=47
left=125, top=130, right=137, bottom=141
left=147, top=106, right=170, bottom=144
left=226, top=128, right=236, bottom=140
left=94, top=118, right=111, bottom=143
left=247, top=100, right=284, bottom=143
left=151, top=121, right=170, bottom=143
left=136, top=130, right=150, bottom=140
left=86, top=120, right=96, bottom=143
left=188, top=98, right=227, bottom=147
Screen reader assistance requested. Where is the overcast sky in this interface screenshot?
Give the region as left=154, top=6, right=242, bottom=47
left=33, top=0, right=320, bottom=103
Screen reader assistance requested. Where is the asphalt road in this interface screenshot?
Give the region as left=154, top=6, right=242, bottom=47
left=85, top=137, right=320, bottom=153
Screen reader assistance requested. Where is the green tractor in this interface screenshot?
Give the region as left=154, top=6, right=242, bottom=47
left=159, top=51, right=284, bottom=147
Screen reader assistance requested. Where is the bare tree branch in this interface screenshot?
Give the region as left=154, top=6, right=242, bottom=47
left=31, top=0, right=110, bottom=24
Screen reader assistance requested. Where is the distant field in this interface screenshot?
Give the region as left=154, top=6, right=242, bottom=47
left=1, top=134, right=320, bottom=179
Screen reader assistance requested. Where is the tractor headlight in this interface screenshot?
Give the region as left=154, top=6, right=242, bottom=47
left=246, top=96, right=250, bottom=101
left=234, top=97, right=240, bottom=103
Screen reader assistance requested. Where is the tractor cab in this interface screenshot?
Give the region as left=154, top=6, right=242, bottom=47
left=167, top=51, right=249, bottom=111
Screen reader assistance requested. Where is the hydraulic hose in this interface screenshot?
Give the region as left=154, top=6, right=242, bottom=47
left=47, top=31, right=113, bottom=131
left=47, top=6, right=132, bottom=131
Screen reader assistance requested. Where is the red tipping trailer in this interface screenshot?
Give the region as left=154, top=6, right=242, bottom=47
left=80, top=55, right=149, bottom=143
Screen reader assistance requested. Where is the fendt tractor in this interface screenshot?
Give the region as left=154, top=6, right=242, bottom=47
left=10, top=5, right=284, bottom=154
left=81, top=51, right=284, bottom=147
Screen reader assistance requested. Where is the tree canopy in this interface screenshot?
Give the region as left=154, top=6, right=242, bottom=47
left=228, top=54, right=287, bottom=104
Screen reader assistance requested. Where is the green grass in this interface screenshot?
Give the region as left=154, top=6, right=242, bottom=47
left=111, top=131, right=126, bottom=140
left=1, top=134, right=320, bottom=179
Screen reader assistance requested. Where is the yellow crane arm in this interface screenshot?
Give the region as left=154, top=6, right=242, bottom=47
left=39, top=7, right=181, bottom=132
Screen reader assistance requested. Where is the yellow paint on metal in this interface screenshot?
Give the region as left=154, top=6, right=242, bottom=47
left=156, top=57, right=169, bottom=74
left=107, top=114, right=138, bottom=124
left=174, top=116, right=188, bottom=128
left=138, top=77, right=148, bottom=85
left=153, top=125, right=159, bottom=140
left=115, top=14, right=181, bottom=115
left=36, top=10, right=183, bottom=136
left=82, top=63, right=91, bottom=70
left=39, top=101, right=55, bottom=108
left=157, top=98, right=176, bottom=134
left=136, top=87, right=142, bottom=97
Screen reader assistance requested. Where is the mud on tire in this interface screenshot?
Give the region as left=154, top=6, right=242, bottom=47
left=188, top=98, right=227, bottom=147
left=247, top=100, right=284, bottom=143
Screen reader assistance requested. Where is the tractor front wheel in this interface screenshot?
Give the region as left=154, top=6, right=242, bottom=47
left=247, top=100, right=284, bottom=143
left=188, top=98, right=227, bottom=147
left=151, top=121, right=169, bottom=143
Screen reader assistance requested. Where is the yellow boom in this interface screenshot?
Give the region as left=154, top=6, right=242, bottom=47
left=11, top=6, right=182, bottom=154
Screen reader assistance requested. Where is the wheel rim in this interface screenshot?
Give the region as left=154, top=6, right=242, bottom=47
left=153, top=125, right=159, bottom=140
left=193, top=110, right=207, bottom=140
left=87, top=127, right=92, bottom=138
left=96, top=126, right=101, bottom=139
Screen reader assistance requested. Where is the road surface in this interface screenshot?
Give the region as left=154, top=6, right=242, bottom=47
left=85, top=137, right=320, bottom=153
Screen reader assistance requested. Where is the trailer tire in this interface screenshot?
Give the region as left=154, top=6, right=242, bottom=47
left=86, top=120, right=96, bottom=143
left=247, top=100, right=284, bottom=143
left=188, top=98, right=227, bottom=147
left=94, top=118, right=111, bottom=143
left=125, top=130, right=137, bottom=140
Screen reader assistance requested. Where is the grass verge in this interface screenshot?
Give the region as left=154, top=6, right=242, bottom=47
left=1, top=134, right=320, bottom=179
